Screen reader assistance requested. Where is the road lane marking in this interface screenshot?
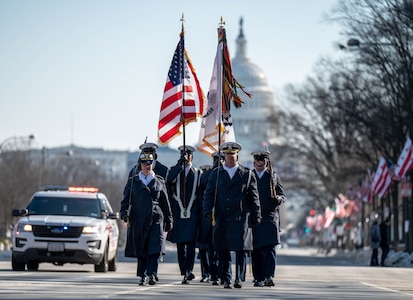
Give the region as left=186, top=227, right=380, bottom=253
left=361, top=282, right=413, bottom=297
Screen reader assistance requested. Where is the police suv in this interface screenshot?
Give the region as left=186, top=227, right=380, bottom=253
left=11, top=186, right=120, bottom=272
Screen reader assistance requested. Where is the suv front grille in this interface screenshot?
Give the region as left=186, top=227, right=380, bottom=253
left=32, top=225, right=83, bottom=238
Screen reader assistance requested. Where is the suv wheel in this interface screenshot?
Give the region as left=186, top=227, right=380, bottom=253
left=108, top=250, right=118, bottom=272
left=11, top=254, right=26, bottom=271
left=94, top=243, right=108, bottom=273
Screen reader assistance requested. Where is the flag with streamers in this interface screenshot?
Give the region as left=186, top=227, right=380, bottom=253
left=198, top=24, right=251, bottom=156
left=158, top=29, right=205, bottom=145
left=372, top=157, right=393, bottom=198
left=394, top=137, right=413, bottom=179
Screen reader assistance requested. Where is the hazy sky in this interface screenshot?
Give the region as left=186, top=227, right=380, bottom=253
left=0, top=0, right=342, bottom=152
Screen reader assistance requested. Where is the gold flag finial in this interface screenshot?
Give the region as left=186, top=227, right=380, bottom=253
left=180, top=13, right=185, bottom=35
left=219, top=16, right=225, bottom=28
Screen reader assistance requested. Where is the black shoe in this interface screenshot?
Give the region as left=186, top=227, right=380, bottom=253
left=264, top=277, right=274, bottom=287
left=254, top=281, right=264, bottom=287
left=234, top=280, right=242, bottom=288
left=148, top=275, right=156, bottom=285
left=182, top=275, right=189, bottom=284
left=154, top=274, right=159, bottom=281
left=138, top=277, right=146, bottom=286
left=211, top=280, right=219, bottom=286
left=200, top=277, right=209, bottom=283
left=224, top=282, right=232, bottom=289
left=186, top=272, right=195, bottom=281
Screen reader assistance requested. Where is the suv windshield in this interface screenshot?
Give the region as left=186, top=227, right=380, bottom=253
left=27, top=197, right=101, bottom=218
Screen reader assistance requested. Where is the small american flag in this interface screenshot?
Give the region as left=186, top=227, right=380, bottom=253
left=158, top=31, right=205, bottom=145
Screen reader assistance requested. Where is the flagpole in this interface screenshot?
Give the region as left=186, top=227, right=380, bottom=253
left=180, top=13, right=187, bottom=153
left=179, top=13, right=188, bottom=216
left=212, top=17, right=226, bottom=226
left=217, top=16, right=225, bottom=151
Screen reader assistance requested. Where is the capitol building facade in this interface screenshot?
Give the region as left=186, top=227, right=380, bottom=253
left=230, top=17, right=280, bottom=166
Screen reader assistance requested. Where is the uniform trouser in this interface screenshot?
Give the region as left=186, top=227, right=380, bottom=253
left=199, top=248, right=209, bottom=278
left=252, top=245, right=276, bottom=281
left=177, top=241, right=196, bottom=275
left=219, top=249, right=246, bottom=283
left=199, top=246, right=219, bottom=280
left=137, top=253, right=159, bottom=277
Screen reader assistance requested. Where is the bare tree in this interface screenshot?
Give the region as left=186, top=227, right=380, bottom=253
left=278, top=0, right=413, bottom=249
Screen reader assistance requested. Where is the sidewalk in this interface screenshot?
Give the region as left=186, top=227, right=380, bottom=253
left=308, top=246, right=413, bottom=268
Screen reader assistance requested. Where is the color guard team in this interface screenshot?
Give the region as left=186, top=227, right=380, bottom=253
left=120, top=140, right=286, bottom=289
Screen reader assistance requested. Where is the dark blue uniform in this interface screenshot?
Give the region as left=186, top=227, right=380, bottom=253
left=197, top=166, right=220, bottom=283
left=120, top=172, right=173, bottom=283
left=166, top=162, right=202, bottom=282
left=203, top=164, right=261, bottom=287
left=251, top=169, right=285, bottom=285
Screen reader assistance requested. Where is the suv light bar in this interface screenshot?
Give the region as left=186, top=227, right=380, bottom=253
left=41, top=186, right=99, bottom=193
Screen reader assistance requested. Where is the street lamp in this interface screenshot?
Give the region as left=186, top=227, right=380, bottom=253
left=347, top=38, right=361, bottom=47
left=0, top=134, right=35, bottom=153
left=346, top=38, right=393, bottom=48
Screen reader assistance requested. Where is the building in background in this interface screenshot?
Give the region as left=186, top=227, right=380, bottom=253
left=231, top=17, right=280, bottom=165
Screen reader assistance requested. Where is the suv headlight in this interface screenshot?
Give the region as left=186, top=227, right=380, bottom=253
left=15, top=223, right=32, bottom=234
left=82, top=224, right=103, bottom=235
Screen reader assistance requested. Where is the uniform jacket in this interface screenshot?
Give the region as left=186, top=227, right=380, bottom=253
left=166, top=163, right=202, bottom=244
left=203, top=164, right=261, bottom=251
left=120, top=173, right=173, bottom=257
left=252, top=169, right=286, bottom=249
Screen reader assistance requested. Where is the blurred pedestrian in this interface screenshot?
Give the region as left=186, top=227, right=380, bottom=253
left=369, top=220, right=381, bottom=266
left=380, top=217, right=391, bottom=266
left=203, top=142, right=261, bottom=289
left=166, top=145, right=203, bottom=284
left=250, top=150, right=286, bottom=287
left=120, top=153, right=173, bottom=285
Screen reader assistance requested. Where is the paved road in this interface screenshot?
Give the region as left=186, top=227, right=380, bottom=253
left=1, top=247, right=412, bottom=299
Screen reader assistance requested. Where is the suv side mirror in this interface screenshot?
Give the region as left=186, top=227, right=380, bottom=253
left=108, top=212, right=119, bottom=220
left=100, top=210, right=108, bottom=219
left=12, top=209, right=28, bottom=217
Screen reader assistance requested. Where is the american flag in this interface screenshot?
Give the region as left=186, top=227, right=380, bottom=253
left=372, top=157, right=393, bottom=198
left=394, top=137, right=413, bottom=179
left=158, top=32, right=205, bottom=145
